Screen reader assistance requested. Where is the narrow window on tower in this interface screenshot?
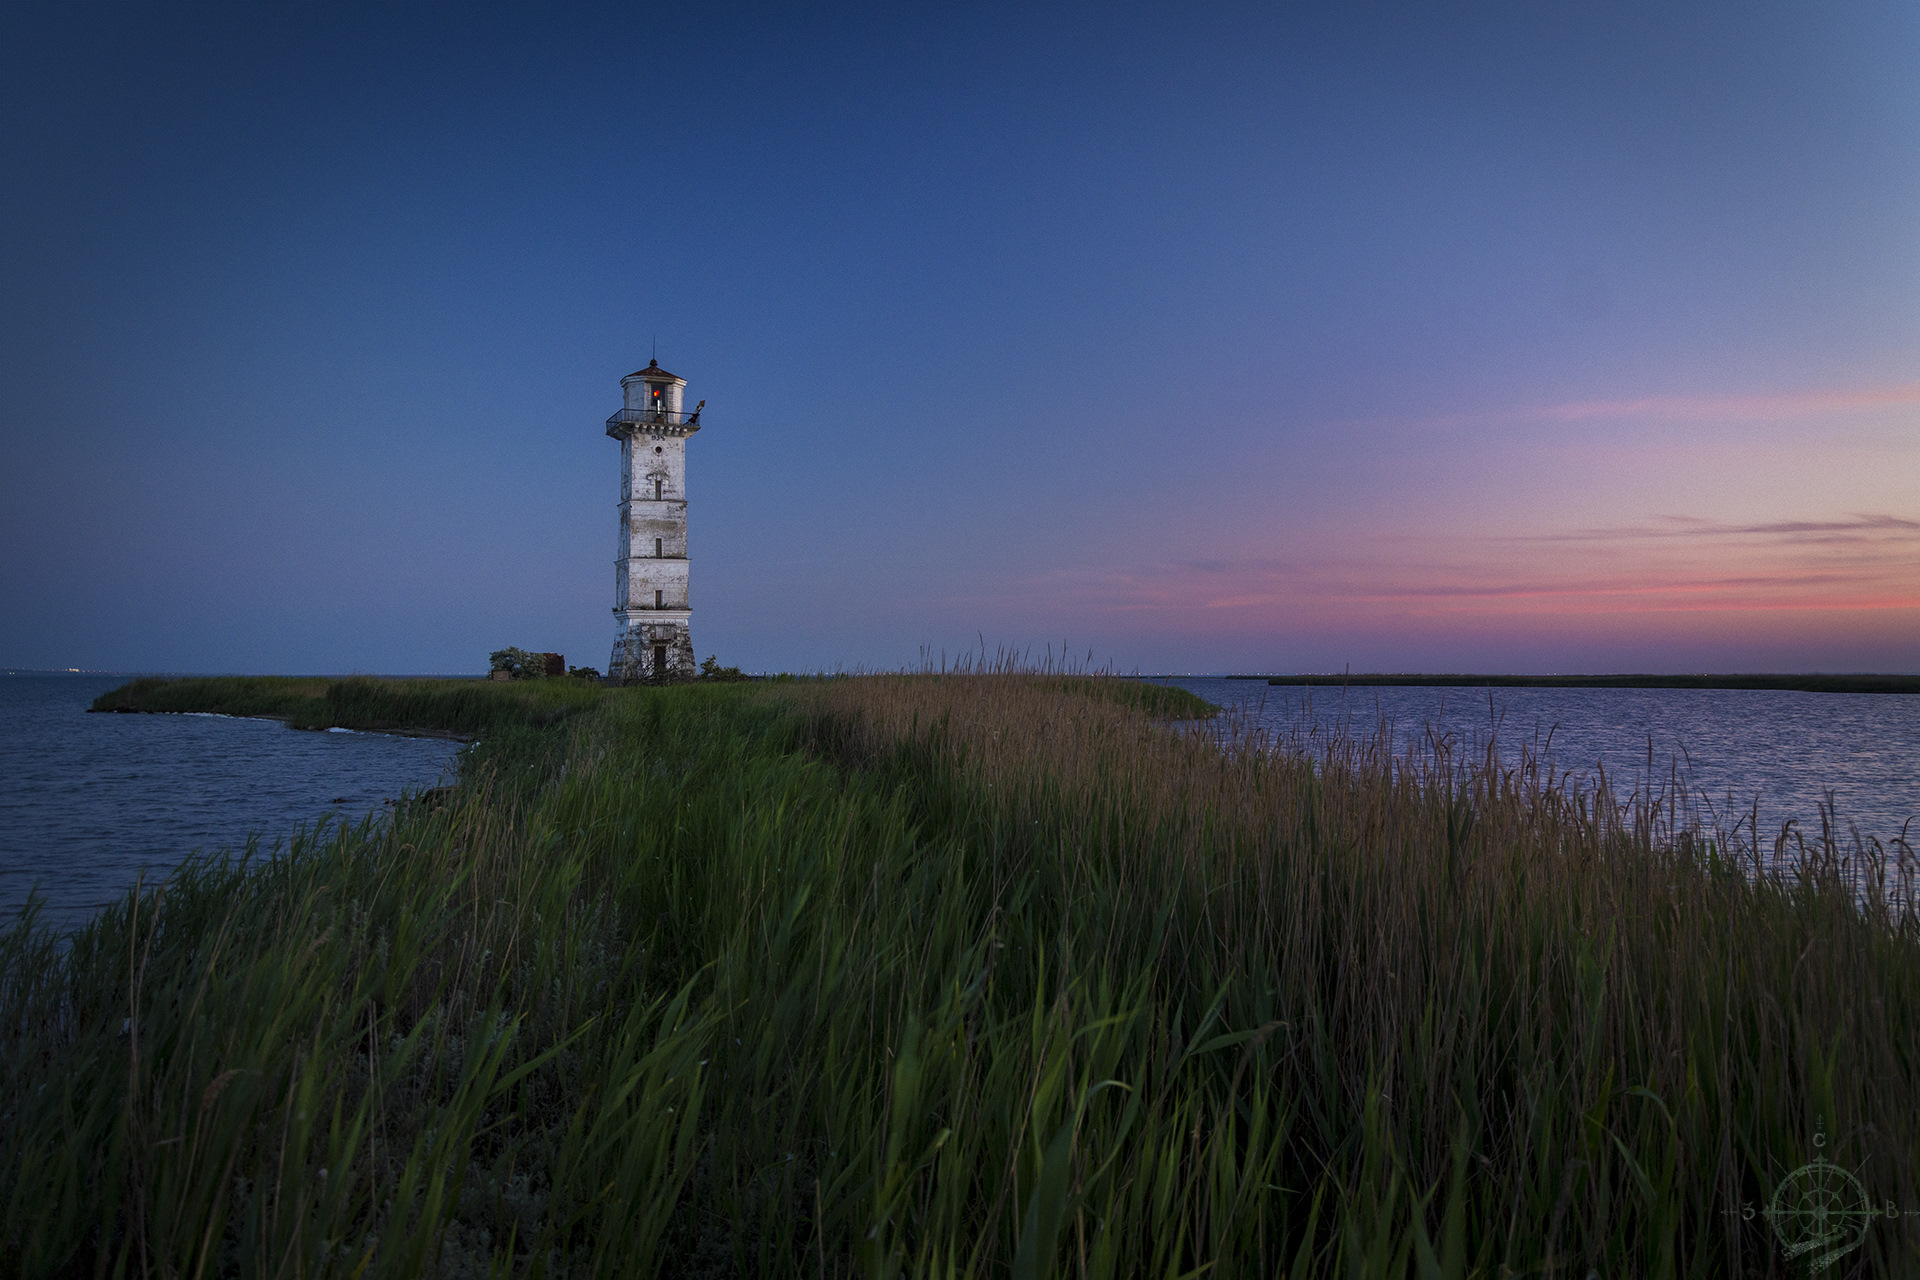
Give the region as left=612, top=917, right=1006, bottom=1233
left=655, top=589, right=663, bottom=608
left=654, top=478, right=663, bottom=500
left=655, top=538, right=663, bottom=557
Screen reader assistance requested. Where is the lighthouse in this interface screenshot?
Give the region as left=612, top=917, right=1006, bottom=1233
left=606, top=359, right=704, bottom=683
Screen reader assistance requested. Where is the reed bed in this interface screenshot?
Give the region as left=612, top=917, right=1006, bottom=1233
left=5, top=674, right=1915, bottom=1277
left=790, top=674, right=1920, bottom=1275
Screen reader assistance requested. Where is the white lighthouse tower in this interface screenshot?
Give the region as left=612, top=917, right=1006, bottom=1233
left=606, top=359, right=704, bottom=683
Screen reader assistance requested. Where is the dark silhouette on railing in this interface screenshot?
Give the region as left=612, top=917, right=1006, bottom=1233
left=607, top=406, right=703, bottom=429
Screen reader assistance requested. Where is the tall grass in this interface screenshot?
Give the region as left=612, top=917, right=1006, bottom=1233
left=6, top=674, right=1915, bottom=1276
left=792, top=674, right=1920, bottom=1274
left=89, top=676, right=337, bottom=719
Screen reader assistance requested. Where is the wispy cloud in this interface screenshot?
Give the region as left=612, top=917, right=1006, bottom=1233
left=1408, top=383, right=1920, bottom=431
left=1330, top=580, right=1920, bottom=614
left=1014, top=509, right=1920, bottom=622
left=1500, top=514, right=1920, bottom=545
left=1536, top=385, right=1920, bottom=422
left=1343, top=573, right=1861, bottom=601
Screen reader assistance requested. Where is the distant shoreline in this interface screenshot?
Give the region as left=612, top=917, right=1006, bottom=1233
left=1209, top=672, right=1920, bottom=694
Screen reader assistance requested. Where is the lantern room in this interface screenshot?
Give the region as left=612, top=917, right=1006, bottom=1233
left=621, top=359, right=686, bottom=419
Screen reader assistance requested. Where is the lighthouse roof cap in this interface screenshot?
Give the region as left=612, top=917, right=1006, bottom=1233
left=624, top=359, right=684, bottom=383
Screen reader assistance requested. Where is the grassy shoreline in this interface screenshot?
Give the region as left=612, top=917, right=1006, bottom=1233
left=88, top=675, right=612, bottom=739
left=7, top=674, right=1916, bottom=1276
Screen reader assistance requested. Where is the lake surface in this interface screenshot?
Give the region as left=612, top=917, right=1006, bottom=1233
left=1156, top=677, right=1920, bottom=851
left=0, top=675, right=465, bottom=932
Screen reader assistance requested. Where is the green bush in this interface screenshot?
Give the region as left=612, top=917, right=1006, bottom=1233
left=488, top=647, right=543, bottom=679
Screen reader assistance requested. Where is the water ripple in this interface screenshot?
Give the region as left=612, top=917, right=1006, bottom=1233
left=1157, top=678, right=1920, bottom=848
left=0, top=675, right=464, bottom=931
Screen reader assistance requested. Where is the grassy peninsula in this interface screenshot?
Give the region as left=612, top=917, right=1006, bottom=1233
left=88, top=675, right=610, bottom=738
left=7, top=674, right=1917, bottom=1276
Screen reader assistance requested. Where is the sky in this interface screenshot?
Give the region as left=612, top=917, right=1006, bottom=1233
left=3, top=1, right=1917, bottom=676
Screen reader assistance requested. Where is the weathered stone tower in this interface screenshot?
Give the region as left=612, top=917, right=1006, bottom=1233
left=607, top=359, right=704, bottom=683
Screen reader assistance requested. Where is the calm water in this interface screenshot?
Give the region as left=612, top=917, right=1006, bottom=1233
left=0, top=675, right=465, bottom=931
left=1157, top=678, right=1920, bottom=849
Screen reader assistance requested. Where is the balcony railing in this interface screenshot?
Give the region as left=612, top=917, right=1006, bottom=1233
left=606, top=407, right=702, bottom=430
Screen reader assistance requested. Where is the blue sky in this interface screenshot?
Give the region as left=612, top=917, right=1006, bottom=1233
left=4, top=1, right=1917, bottom=674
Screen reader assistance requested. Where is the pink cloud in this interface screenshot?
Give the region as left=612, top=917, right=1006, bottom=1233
left=1538, top=384, right=1920, bottom=423
left=1405, top=383, right=1920, bottom=431
left=1024, top=507, right=1920, bottom=631
left=1504, top=514, right=1920, bottom=544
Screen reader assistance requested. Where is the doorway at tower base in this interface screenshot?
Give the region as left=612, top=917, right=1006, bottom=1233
left=610, top=619, right=696, bottom=684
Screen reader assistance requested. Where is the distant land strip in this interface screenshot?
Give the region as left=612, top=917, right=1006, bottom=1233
left=1228, top=673, right=1920, bottom=694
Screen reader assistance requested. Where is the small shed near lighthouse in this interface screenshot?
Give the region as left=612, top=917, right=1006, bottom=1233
left=605, top=359, right=705, bottom=683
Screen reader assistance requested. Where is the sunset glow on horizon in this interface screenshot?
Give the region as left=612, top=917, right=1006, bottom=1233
left=981, top=378, right=1920, bottom=671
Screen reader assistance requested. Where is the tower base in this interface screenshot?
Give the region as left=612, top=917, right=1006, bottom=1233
left=610, top=612, right=695, bottom=684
